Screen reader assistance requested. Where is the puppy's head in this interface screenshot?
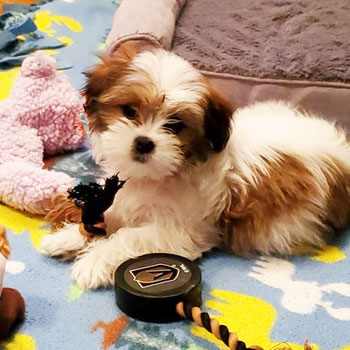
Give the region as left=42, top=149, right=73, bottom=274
left=85, top=43, right=233, bottom=180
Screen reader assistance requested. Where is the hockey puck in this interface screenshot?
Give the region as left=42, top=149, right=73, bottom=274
left=114, top=253, right=202, bottom=322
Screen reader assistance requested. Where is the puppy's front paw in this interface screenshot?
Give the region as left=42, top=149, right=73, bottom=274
left=71, top=248, right=116, bottom=289
left=41, top=223, right=87, bottom=259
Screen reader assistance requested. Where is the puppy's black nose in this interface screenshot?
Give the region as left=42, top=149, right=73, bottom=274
left=135, top=136, right=155, bottom=154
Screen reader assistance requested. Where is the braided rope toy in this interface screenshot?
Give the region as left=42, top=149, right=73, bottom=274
left=176, top=302, right=313, bottom=350
left=176, top=301, right=262, bottom=350
left=0, top=224, right=10, bottom=259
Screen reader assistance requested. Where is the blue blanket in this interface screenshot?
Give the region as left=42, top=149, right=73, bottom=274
left=1, top=1, right=350, bottom=350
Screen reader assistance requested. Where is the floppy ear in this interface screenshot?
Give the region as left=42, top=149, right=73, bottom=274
left=84, top=42, right=141, bottom=111
left=204, top=88, right=233, bottom=152
left=84, top=41, right=154, bottom=98
left=84, top=41, right=155, bottom=132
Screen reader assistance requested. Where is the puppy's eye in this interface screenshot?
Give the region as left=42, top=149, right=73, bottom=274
left=121, top=105, right=137, bottom=119
left=163, top=114, right=185, bottom=134
left=84, top=97, right=98, bottom=113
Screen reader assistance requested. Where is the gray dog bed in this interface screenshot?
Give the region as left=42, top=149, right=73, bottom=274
left=105, top=0, right=350, bottom=131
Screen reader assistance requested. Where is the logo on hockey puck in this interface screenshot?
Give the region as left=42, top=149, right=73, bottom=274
left=130, top=263, right=180, bottom=289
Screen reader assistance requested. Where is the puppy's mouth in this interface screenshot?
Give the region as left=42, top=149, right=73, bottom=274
left=133, top=153, right=148, bottom=163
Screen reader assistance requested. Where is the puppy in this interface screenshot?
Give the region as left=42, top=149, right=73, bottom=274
left=42, top=44, right=350, bottom=289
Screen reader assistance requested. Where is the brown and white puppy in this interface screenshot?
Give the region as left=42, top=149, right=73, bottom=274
left=42, top=44, right=350, bottom=289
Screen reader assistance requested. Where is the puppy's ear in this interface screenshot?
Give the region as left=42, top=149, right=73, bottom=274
left=204, top=88, right=233, bottom=152
left=84, top=42, right=139, bottom=102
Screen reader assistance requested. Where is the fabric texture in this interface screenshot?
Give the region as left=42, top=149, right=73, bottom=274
left=105, top=0, right=186, bottom=55
left=0, top=11, right=37, bottom=35
left=0, top=5, right=65, bottom=68
left=172, top=0, right=350, bottom=83
left=2, top=3, right=41, bottom=14
left=171, top=0, right=350, bottom=136
left=0, top=1, right=44, bottom=14
left=0, top=32, right=66, bottom=66
left=0, top=51, right=86, bottom=215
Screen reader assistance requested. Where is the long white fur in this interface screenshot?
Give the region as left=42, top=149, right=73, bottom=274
left=227, top=101, right=350, bottom=254
left=42, top=50, right=350, bottom=289
left=130, top=49, right=208, bottom=111
left=230, top=101, right=350, bottom=184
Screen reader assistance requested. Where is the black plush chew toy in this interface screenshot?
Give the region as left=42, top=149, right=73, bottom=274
left=68, top=174, right=126, bottom=236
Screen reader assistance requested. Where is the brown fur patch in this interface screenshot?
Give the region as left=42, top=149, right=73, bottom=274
left=204, top=83, right=234, bottom=152
left=45, top=192, right=81, bottom=230
left=224, top=155, right=350, bottom=255
left=98, top=80, right=165, bottom=128
left=85, top=42, right=141, bottom=132
left=180, top=83, right=234, bottom=162
left=325, top=161, right=350, bottom=230
left=85, top=51, right=170, bottom=132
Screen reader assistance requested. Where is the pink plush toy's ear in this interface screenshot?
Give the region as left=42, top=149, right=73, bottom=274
left=10, top=52, right=87, bottom=155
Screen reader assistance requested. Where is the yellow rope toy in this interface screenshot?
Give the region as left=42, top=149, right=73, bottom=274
left=176, top=301, right=263, bottom=350
left=0, top=224, right=10, bottom=259
left=175, top=302, right=312, bottom=350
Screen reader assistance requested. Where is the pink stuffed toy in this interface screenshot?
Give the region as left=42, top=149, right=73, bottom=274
left=0, top=52, right=86, bottom=215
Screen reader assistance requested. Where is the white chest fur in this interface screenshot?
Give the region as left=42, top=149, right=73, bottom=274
left=110, top=154, right=231, bottom=229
